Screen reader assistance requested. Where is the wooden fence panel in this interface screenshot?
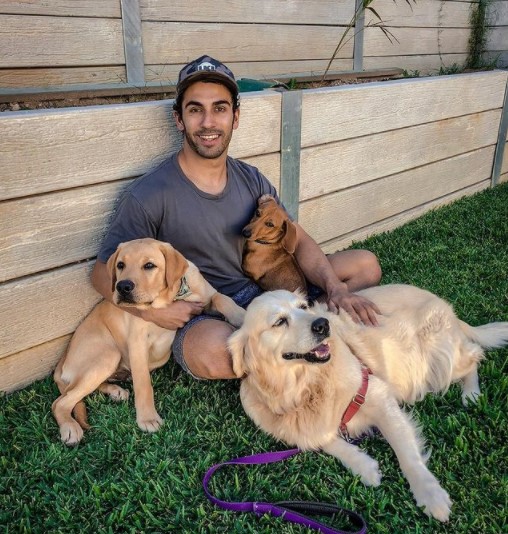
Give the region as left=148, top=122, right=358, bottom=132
left=140, top=0, right=355, bottom=24
left=485, top=1, right=508, bottom=66
left=0, top=0, right=121, bottom=17
left=144, top=59, right=353, bottom=84
left=363, top=54, right=469, bottom=74
left=0, top=182, right=130, bottom=283
left=0, top=152, right=279, bottom=284
left=0, top=67, right=127, bottom=88
left=487, top=27, right=508, bottom=53
left=364, top=27, right=470, bottom=57
left=0, top=263, right=100, bottom=360
left=300, top=147, right=494, bottom=244
left=300, top=112, right=500, bottom=200
left=0, top=92, right=281, bottom=201
left=0, top=15, right=124, bottom=68
left=0, top=336, right=71, bottom=394
left=490, top=1, right=508, bottom=25
left=362, top=0, right=476, bottom=73
left=320, top=183, right=488, bottom=254
left=301, top=71, right=508, bottom=147
left=366, top=0, right=472, bottom=27
left=141, top=23, right=353, bottom=65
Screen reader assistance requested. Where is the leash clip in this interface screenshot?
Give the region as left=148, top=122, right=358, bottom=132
left=338, top=425, right=353, bottom=444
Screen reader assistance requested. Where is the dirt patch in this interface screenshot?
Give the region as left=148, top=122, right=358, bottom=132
left=0, top=92, right=176, bottom=112
left=0, top=70, right=404, bottom=112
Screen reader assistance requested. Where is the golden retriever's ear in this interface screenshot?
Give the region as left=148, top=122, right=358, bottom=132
left=281, top=220, right=298, bottom=254
left=228, top=330, right=248, bottom=377
left=106, top=247, right=121, bottom=294
left=159, top=243, right=189, bottom=290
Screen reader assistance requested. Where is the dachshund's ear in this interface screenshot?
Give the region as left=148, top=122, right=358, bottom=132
left=281, top=220, right=298, bottom=254
left=228, top=329, right=248, bottom=378
left=159, top=242, right=189, bottom=293
left=258, top=194, right=275, bottom=206
left=106, top=246, right=121, bottom=294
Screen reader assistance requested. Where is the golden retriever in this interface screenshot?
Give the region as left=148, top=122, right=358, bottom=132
left=242, top=194, right=307, bottom=292
left=228, top=285, right=508, bottom=521
left=53, top=238, right=245, bottom=445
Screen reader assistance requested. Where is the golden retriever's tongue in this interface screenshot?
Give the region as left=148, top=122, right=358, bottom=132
left=311, top=343, right=330, bottom=358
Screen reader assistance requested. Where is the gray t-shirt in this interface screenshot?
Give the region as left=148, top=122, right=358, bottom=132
left=98, top=153, right=279, bottom=295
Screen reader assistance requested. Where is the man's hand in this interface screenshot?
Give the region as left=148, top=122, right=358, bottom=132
left=326, top=287, right=380, bottom=326
left=139, top=300, right=204, bottom=329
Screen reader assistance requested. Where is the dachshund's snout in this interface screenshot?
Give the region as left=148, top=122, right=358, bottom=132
left=242, top=228, right=252, bottom=238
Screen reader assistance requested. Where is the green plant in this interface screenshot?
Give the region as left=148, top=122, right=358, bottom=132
left=402, top=69, right=421, bottom=78
left=437, top=63, right=464, bottom=76
left=467, top=0, right=495, bottom=69
left=286, top=78, right=298, bottom=90
left=321, top=0, right=416, bottom=83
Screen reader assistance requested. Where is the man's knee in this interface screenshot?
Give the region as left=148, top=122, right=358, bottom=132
left=182, top=319, right=236, bottom=380
left=358, top=250, right=382, bottom=285
left=328, top=248, right=382, bottom=290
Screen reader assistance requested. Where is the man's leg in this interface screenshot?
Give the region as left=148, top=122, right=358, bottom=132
left=327, top=249, right=382, bottom=291
left=181, top=318, right=236, bottom=379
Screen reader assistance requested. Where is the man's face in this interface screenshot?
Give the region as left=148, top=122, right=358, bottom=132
left=174, top=81, right=240, bottom=159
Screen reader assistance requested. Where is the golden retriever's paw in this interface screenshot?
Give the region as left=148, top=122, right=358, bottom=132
left=137, top=413, right=164, bottom=433
left=415, top=484, right=452, bottom=522
left=60, top=421, right=84, bottom=446
left=356, top=457, right=382, bottom=486
left=461, top=389, right=480, bottom=406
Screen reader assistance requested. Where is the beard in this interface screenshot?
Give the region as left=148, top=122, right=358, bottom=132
left=182, top=124, right=234, bottom=159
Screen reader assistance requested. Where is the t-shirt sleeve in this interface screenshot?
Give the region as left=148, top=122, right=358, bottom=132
left=255, top=168, right=293, bottom=219
left=97, top=192, right=157, bottom=262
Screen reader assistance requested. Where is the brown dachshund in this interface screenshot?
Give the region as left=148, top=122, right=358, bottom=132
left=242, top=194, right=307, bottom=292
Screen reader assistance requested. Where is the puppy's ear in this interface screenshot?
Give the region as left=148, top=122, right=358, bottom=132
left=281, top=220, right=298, bottom=254
left=159, top=243, right=189, bottom=291
left=258, top=194, right=274, bottom=206
left=228, top=329, right=248, bottom=378
left=106, top=246, right=121, bottom=294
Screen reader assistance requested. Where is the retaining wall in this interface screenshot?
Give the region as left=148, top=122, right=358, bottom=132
left=1, top=69, right=507, bottom=392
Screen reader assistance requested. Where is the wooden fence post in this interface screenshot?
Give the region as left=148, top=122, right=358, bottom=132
left=492, top=77, right=508, bottom=187
left=353, top=0, right=365, bottom=71
left=280, top=90, right=303, bottom=221
left=120, top=0, right=145, bottom=85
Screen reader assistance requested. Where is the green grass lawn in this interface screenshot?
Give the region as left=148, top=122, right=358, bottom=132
left=2, top=183, right=507, bottom=533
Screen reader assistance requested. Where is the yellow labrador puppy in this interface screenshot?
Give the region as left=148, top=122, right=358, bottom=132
left=228, top=286, right=508, bottom=522
left=53, top=238, right=245, bottom=445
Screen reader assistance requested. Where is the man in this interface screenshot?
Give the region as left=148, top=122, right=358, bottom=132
left=91, top=55, right=382, bottom=380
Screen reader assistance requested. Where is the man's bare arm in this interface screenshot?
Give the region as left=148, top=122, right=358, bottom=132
left=292, top=223, right=380, bottom=325
left=91, top=260, right=203, bottom=329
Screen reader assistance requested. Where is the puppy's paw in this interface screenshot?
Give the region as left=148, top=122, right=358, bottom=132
left=60, top=421, right=84, bottom=446
left=414, top=483, right=452, bottom=522
left=229, top=308, right=246, bottom=328
left=356, top=457, right=382, bottom=487
left=108, top=385, right=130, bottom=402
left=137, top=413, right=164, bottom=433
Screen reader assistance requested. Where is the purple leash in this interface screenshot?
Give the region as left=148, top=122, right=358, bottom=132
left=203, top=448, right=367, bottom=533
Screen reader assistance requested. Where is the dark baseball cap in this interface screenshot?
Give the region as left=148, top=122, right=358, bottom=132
left=175, top=55, right=240, bottom=106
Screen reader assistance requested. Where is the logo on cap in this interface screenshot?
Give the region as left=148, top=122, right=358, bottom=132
left=174, top=55, right=240, bottom=108
left=196, top=61, right=216, bottom=72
